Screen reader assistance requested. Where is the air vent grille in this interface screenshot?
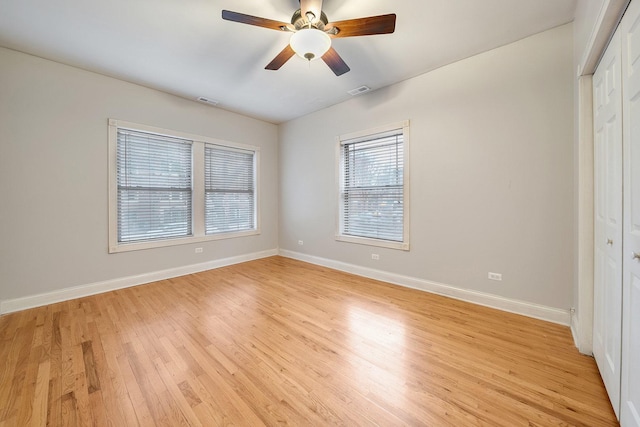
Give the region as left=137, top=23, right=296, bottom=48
left=197, top=97, right=219, bottom=106
left=348, top=86, right=371, bottom=96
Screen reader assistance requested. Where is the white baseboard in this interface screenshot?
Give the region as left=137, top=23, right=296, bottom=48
left=2, top=248, right=571, bottom=326
left=571, top=311, right=580, bottom=348
left=279, top=249, right=571, bottom=326
left=0, top=249, right=278, bottom=315
left=571, top=309, right=594, bottom=356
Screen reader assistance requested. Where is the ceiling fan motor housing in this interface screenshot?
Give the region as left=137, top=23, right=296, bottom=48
left=291, top=9, right=329, bottom=31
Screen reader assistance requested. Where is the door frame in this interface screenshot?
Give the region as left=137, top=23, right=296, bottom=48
left=575, top=0, right=630, bottom=355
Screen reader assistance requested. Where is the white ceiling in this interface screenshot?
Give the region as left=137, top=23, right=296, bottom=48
left=0, top=0, right=577, bottom=124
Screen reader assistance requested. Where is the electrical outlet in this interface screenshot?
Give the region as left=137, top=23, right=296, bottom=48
left=371, top=254, right=380, bottom=260
left=488, top=272, right=502, bottom=281
left=298, top=240, right=303, bottom=246
left=195, top=247, right=203, bottom=253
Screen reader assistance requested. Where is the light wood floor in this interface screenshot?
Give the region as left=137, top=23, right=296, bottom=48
left=0, top=256, right=617, bottom=426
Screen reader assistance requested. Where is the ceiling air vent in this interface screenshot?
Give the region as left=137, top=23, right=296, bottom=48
left=197, top=96, right=219, bottom=106
left=348, top=86, right=371, bottom=96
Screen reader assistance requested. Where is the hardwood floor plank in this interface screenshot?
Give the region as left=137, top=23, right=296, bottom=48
left=30, top=358, right=50, bottom=427
left=158, top=336, right=190, bottom=375
left=0, top=256, right=618, bottom=426
left=16, top=343, right=42, bottom=426
left=186, top=374, right=233, bottom=426
left=46, top=377, right=61, bottom=427
left=80, top=341, right=100, bottom=395
left=115, top=352, right=155, bottom=427
left=0, top=315, right=36, bottom=422
left=88, top=390, right=108, bottom=426
left=59, top=392, right=77, bottom=427
left=177, top=380, right=202, bottom=408
left=175, top=330, right=274, bottom=426
left=153, top=358, right=202, bottom=427
left=123, top=341, right=172, bottom=426
left=0, top=336, right=24, bottom=421
left=86, top=322, right=132, bottom=427
left=58, top=339, right=75, bottom=397
left=70, top=345, right=93, bottom=427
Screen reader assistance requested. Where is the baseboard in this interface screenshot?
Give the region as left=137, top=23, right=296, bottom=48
left=0, top=249, right=279, bottom=315
left=571, top=311, right=580, bottom=348
left=279, top=249, right=571, bottom=326
left=2, top=248, right=571, bottom=326
left=571, top=309, right=594, bottom=356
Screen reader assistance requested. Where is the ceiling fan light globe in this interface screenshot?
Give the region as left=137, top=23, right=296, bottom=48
left=290, top=28, right=331, bottom=61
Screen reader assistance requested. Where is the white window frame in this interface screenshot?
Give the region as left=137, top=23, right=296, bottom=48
left=335, top=120, right=410, bottom=251
left=108, top=119, right=260, bottom=253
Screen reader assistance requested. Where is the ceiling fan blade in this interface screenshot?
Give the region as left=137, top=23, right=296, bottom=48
left=322, top=47, right=350, bottom=76
left=265, top=45, right=296, bottom=70
left=326, top=14, right=396, bottom=38
left=222, top=10, right=292, bottom=32
left=300, top=0, right=324, bottom=22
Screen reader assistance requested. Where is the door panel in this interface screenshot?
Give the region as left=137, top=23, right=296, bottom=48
left=593, top=28, right=623, bottom=419
left=622, top=275, right=640, bottom=426
left=622, top=0, right=640, bottom=424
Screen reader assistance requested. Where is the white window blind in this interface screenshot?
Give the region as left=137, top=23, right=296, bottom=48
left=117, top=128, right=193, bottom=243
left=341, top=129, right=404, bottom=242
left=205, top=145, right=256, bottom=234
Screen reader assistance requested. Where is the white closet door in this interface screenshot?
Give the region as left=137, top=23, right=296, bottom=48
left=621, top=0, right=640, bottom=424
left=593, top=28, right=623, bottom=419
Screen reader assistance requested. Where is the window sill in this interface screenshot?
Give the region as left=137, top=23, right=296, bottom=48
left=335, top=234, right=409, bottom=251
left=109, top=229, right=260, bottom=253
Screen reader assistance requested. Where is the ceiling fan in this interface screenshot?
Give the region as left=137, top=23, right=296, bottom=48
left=221, top=0, right=396, bottom=76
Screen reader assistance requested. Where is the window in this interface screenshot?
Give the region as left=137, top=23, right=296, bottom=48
left=116, top=129, right=193, bottom=243
left=336, top=121, right=410, bottom=250
left=108, top=120, right=259, bottom=253
left=205, top=145, right=256, bottom=234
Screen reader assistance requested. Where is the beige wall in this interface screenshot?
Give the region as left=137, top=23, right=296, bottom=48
left=0, top=47, right=279, bottom=303
left=279, top=24, right=574, bottom=310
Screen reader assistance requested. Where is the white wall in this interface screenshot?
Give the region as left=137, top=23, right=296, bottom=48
left=0, top=47, right=279, bottom=306
left=279, top=24, right=574, bottom=312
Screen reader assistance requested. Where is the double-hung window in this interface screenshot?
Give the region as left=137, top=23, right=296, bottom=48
left=337, top=121, right=410, bottom=250
left=108, top=120, right=259, bottom=253
left=205, top=145, right=256, bottom=234
left=116, top=128, right=193, bottom=243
